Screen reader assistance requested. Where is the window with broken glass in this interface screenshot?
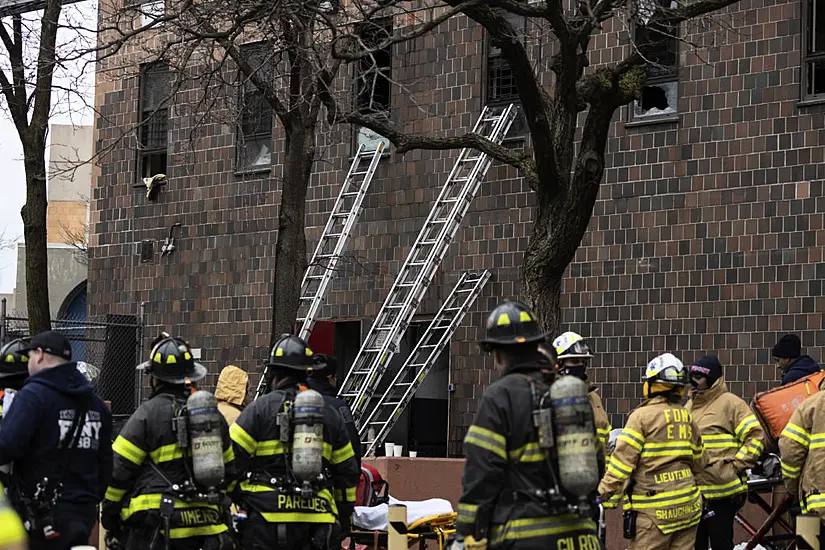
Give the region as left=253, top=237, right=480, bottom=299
left=631, top=4, right=680, bottom=120
left=485, top=12, right=528, bottom=139
left=804, top=0, right=825, bottom=100
left=354, top=18, right=392, bottom=152
left=137, top=62, right=170, bottom=180
left=236, top=43, right=274, bottom=171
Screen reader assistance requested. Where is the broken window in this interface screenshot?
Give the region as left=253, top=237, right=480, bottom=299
left=236, top=42, right=274, bottom=171
left=631, top=0, right=679, bottom=119
left=137, top=62, right=170, bottom=180
left=354, top=18, right=392, bottom=151
left=485, top=11, right=527, bottom=138
left=805, top=0, right=825, bottom=99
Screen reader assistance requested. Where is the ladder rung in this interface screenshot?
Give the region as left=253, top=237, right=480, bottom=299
left=332, top=213, right=349, bottom=218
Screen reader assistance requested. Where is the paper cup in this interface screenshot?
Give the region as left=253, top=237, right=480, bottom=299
left=385, top=442, right=395, bottom=456
left=409, top=451, right=417, bottom=458
left=393, top=444, right=403, bottom=457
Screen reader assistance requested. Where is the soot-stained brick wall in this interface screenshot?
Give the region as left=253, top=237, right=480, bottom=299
left=91, top=0, right=825, bottom=451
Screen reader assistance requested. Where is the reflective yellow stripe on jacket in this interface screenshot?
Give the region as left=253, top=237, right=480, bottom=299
left=0, top=483, right=26, bottom=547
left=464, top=425, right=507, bottom=460
left=734, top=415, right=765, bottom=460
left=120, top=494, right=228, bottom=539
left=489, top=515, right=596, bottom=546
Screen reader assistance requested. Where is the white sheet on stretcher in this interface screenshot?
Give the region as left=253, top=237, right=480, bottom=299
left=353, top=496, right=454, bottom=531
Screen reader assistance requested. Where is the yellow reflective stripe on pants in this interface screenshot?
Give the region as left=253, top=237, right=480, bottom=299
left=490, top=515, right=595, bottom=545
left=508, top=442, right=545, bottom=463
left=105, top=486, right=127, bottom=502
left=230, top=423, right=258, bottom=454
left=120, top=493, right=224, bottom=523
left=464, top=425, right=507, bottom=460
left=782, top=461, right=801, bottom=479
left=781, top=423, right=811, bottom=448
left=628, top=486, right=700, bottom=509
left=457, top=502, right=478, bottom=524
left=163, top=524, right=228, bottom=539
left=113, top=436, right=147, bottom=466
left=699, top=477, right=746, bottom=499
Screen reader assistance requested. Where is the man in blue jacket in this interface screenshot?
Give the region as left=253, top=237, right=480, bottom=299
left=0, top=330, right=113, bottom=550
left=772, top=333, right=822, bottom=385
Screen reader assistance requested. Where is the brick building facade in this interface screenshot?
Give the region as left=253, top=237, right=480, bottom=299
left=90, top=0, right=825, bottom=454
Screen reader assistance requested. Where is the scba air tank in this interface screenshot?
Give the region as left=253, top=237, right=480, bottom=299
left=292, top=389, right=326, bottom=482
left=187, top=390, right=226, bottom=488
left=550, top=375, right=600, bottom=498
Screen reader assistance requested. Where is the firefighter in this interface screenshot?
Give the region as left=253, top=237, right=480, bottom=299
left=215, top=365, right=249, bottom=426
left=550, top=332, right=612, bottom=452
left=229, top=334, right=359, bottom=550
left=102, top=333, right=237, bottom=550
left=598, top=353, right=706, bottom=550
left=453, top=301, right=601, bottom=550
left=308, top=354, right=362, bottom=466
left=778, top=375, right=825, bottom=526
left=685, top=355, right=765, bottom=550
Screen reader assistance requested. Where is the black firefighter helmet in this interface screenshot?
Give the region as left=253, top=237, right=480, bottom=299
left=138, top=334, right=207, bottom=384
left=266, top=334, right=315, bottom=372
left=480, top=300, right=547, bottom=352
left=0, top=338, right=30, bottom=390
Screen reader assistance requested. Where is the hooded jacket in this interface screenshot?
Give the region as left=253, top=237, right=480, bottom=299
left=307, top=377, right=362, bottom=464
left=778, top=378, right=825, bottom=518
left=215, top=366, right=248, bottom=426
left=782, top=355, right=822, bottom=385
left=599, top=395, right=706, bottom=535
left=685, top=378, right=765, bottom=500
left=457, top=361, right=600, bottom=550
left=0, top=362, right=113, bottom=508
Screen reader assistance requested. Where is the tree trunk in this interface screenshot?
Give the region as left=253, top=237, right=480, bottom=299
left=21, top=149, right=51, bottom=335
left=270, top=122, right=315, bottom=345
left=521, top=199, right=564, bottom=337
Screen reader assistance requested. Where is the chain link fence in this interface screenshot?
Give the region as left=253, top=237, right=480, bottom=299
left=0, top=303, right=143, bottom=429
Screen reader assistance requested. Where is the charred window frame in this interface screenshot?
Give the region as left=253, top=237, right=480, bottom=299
left=137, top=62, right=170, bottom=181
left=485, top=11, right=527, bottom=139
left=803, top=0, right=825, bottom=101
left=630, top=3, right=680, bottom=121
left=236, top=42, right=274, bottom=172
left=353, top=18, right=392, bottom=152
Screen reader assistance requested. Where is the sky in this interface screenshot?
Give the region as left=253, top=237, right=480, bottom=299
left=0, top=1, right=96, bottom=294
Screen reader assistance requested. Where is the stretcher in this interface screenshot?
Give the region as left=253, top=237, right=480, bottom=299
left=734, top=454, right=798, bottom=550
left=348, top=498, right=456, bottom=550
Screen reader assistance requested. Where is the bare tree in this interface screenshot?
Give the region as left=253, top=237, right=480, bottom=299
left=95, top=0, right=465, bottom=344
left=1, top=0, right=96, bottom=334
left=333, top=0, right=742, bottom=334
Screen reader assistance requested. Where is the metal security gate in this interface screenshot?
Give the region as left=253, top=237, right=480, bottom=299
left=0, top=300, right=143, bottom=423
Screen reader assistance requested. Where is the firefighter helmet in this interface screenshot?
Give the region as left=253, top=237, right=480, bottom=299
left=643, top=353, right=688, bottom=386
left=480, top=301, right=547, bottom=351
left=0, top=339, right=30, bottom=388
left=138, top=335, right=207, bottom=384
left=553, top=331, right=594, bottom=360
left=267, top=334, right=314, bottom=371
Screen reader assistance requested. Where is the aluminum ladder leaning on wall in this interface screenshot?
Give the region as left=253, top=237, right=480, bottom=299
left=337, top=104, right=516, bottom=421
left=254, top=142, right=385, bottom=399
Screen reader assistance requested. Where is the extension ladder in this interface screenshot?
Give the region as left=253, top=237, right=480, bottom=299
left=255, top=143, right=384, bottom=399
left=359, top=270, right=491, bottom=456
left=337, top=104, right=516, bottom=421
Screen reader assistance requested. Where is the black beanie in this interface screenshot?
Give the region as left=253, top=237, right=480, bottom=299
left=690, top=355, right=723, bottom=386
left=772, top=334, right=801, bottom=359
